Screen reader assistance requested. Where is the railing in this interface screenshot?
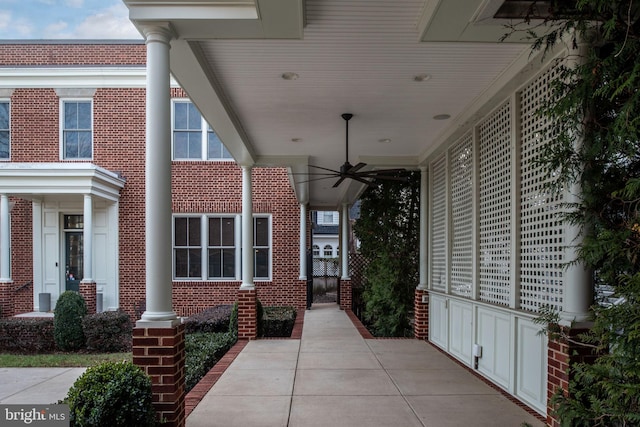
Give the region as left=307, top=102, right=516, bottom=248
left=14, top=280, right=33, bottom=292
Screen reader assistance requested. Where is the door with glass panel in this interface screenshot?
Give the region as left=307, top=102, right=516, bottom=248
left=64, top=215, right=83, bottom=292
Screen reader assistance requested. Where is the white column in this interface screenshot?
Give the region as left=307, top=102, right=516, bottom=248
left=82, top=194, right=93, bottom=282
left=140, top=24, right=177, bottom=324
left=340, top=203, right=350, bottom=280
left=418, top=167, right=428, bottom=290
left=241, top=165, right=254, bottom=289
left=0, top=194, right=10, bottom=281
left=299, top=203, right=307, bottom=280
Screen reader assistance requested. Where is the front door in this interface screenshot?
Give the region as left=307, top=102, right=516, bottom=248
left=64, top=214, right=84, bottom=292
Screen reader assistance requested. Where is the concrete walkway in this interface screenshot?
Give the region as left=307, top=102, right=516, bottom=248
left=187, top=303, right=544, bottom=427
left=0, top=367, right=85, bottom=404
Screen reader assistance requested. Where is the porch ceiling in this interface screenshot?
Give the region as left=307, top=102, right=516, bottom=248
left=123, top=0, right=533, bottom=209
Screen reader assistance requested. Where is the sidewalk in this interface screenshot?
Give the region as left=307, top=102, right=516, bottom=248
left=187, top=303, right=544, bottom=427
left=0, top=367, right=85, bottom=404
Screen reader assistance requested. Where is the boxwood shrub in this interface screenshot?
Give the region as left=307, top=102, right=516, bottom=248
left=262, top=306, right=297, bottom=337
left=83, top=310, right=132, bottom=353
left=65, top=361, right=156, bottom=427
left=54, top=291, right=87, bottom=351
left=183, top=305, right=233, bottom=334
left=0, top=318, right=55, bottom=353
left=185, top=331, right=237, bottom=392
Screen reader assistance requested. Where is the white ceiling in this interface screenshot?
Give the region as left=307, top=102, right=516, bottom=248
left=124, top=0, right=533, bottom=209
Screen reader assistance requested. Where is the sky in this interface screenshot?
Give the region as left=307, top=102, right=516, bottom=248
left=0, top=0, right=142, bottom=40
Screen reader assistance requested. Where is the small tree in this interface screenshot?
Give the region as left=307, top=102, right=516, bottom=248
left=353, top=171, right=420, bottom=337
left=54, top=291, right=87, bottom=351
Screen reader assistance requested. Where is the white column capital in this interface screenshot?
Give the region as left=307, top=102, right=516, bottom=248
left=141, top=22, right=176, bottom=44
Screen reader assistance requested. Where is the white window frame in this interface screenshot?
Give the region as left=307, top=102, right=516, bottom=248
left=312, top=245, right=320, bottom=257
left=323, top=244, right=333, bottom=257
left=59, top=98, right=93, bottom=160
left=172, top=213, right=271, bottom=281
left=317, top=211, right=338, bottom=225
left=172, top=99, right=233, bottom=161
left=253, top=215, right=272, bottom=280
left=0, top=100, right=10, bottom=160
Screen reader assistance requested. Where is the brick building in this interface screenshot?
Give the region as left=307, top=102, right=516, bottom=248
left=0, top=41, right=308, bottom=320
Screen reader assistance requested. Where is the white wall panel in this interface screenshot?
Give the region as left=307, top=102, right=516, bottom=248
left=476, top=306, right=512, bottom=389
left=517, top=317, right=547, bottom=413
left=449, top=299, right=473, bottom=364
left=430, top=294, right=448, bottom=349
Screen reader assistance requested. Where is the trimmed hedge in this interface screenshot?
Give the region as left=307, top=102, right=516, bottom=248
left=262, top=306, right=297, bottom=337
left=185, top=331, right=237, bottom=392
left=83, top=311, right=132, bottom=353
left=0, top=318, right=55, bottom=353
left=183, top=305, right=233, bottom=334
left=65, top=361, right=156, bottom=427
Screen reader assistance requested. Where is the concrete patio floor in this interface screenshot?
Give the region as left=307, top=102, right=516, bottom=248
left=187, top=303, right=545, bottom=427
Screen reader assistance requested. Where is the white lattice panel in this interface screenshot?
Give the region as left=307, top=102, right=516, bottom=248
left=520, top=66, right=564, bottom=312
left=431, top=154, right=447, bottom=292
left=479, top=102, right=512, bottom=306
left=450, top=133, right=473, bottom=297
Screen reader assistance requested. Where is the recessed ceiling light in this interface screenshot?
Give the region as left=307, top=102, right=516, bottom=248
left=378, top=138, right=392, bottom=143
left=433, top=114, right=451, bottom=120
left=414, top=73, right=431, bottom=82
left=281, top=72, right=299, bottom=80
left=291, top=138, right=302, bottom=142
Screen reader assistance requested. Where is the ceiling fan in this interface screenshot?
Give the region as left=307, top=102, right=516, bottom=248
left=299, top=113, right=407, bottom=188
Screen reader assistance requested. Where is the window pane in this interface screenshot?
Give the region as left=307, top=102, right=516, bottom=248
left=0, top=102, right=9, bottom=129
left=174, top=103, right=188, bottom=130
left=221, top=218, right=234, bottom=245
left=188, top=217, right=201, bottom=246
left=209, top=248, right=222, bottom=277
left=64, top=133, right=78, bottom=158
left=77, top=102, right=91, bottom=129
left=254, top=217, right=268, bottom=246
left=209, top=217, right=221, bottom=246
left=174, top=133, right=188, bottom=158
left=188, top=103, right=201, bottom=129
left=188, top=248, right=201, bottom=277
left=222, top=248, right=235, bottom=277
left=175, top=218, right=187, bottom=246
left=187, top=132, right=201, bottom=158
left=79, top=131, right=92, bottom=158
left=175, top=248, right=188, bottom=277
left=64, top=102, right=77, bottom=129
left=255, top=248, right=268, bottom=278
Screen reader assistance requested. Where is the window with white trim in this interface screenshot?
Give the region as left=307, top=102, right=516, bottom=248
left=173, top=214, right=270, bottom=280
left=61, top=100, right=92, bottom=159
left=172, top=100, right=232, bottom=160
left=323, top=245, right=333, bottom=257
left=317, top=211, right=338, bottom=225
left=0, top=101, right=9, bottom=159
left=312, top=245, right=320, bottom=257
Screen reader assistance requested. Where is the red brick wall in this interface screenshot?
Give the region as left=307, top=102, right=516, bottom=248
left=3, top=43, right=305, bottom=318
left=414, top=288, right=429, bottom=339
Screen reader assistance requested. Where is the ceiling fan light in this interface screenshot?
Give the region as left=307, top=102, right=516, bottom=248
left=378, top=138, right=392, bottom=143
left=281, top=72, right=299, bottom=80
left=433, top=114, right=451, bottom=120
left=414, top=73, right=431, bottom=82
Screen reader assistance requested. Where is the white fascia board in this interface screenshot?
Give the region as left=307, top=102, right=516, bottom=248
left=0, top=67, right=180, bottom=89
left=127, top=1, right=259, bottom=21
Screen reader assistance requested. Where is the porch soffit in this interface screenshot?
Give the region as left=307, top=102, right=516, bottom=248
left=0, top=163, right=126, bottom=202
left=124, top=0, right=534, bottom=209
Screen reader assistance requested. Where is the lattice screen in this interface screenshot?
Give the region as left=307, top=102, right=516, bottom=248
left=520, top=65, right=564, bottom=313
left=450, top=133, right=473, bottom=297
left=478, top=102, right=512, bottom=306
left=430, top=154, right=447, bottom=292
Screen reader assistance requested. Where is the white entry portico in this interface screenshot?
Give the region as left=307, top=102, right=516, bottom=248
left=0, top=163, right=125, bottom=311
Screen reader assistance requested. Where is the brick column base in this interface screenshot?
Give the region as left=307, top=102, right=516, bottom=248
left=133, top=323, right=186, bottom=427
left=547, top=325, right=596, bottom=427
left=414, top=288, right=429, bottom=340
left=79, top=281, right=97, bottom=314
left=238, top=288, right=257, bottom=340
left=339, top=279, right=352, bottom=310
left=0, top=280, right=13, bottom=318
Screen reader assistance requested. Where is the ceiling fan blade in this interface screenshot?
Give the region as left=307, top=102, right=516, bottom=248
left=309, top=164, right=341, bottom=174
left=359, top=168, right=406, bottom=175
left=299, top=175, right=341, bottom=184
left=332, top=176, right=347, bottom=188
left=348, top=162, right=367, bottom=173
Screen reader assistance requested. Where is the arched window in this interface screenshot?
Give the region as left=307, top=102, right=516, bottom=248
left=323, top=245, right=333, bottom=257
left=312, top=245, right=320, bottom=257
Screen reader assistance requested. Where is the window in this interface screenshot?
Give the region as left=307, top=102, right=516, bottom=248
left=0, top=101, right=9, bottom=159
left=316, top=211, right=338, bottom=225
left=254, top=216, right=270, bottom=279
left=323, top=245, right=333, bottom=257
left=312, top=245, right=320, bottom=257
left=173, top=214, right=270, bottom=280
left=208, top=217, right=236, bottom=279
left=174, top=217, right=202, bottom=278
left=173, top=100, right=232, bottom=160
left=62, top=100, right=92, bottom=159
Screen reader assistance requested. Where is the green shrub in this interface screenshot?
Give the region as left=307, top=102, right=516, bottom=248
left=54, top=291, right=88, bottom=351
left=262, top=306, right=296, bottom=337
left=0, top=318, right=55, bottom=353
left=83, top=311, right=132, bottom=353
left=185, top=332, right=237, bottom=392
left=183, top=305, right=233, bottom=334
left=66, top=361, right=156, bottom=427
